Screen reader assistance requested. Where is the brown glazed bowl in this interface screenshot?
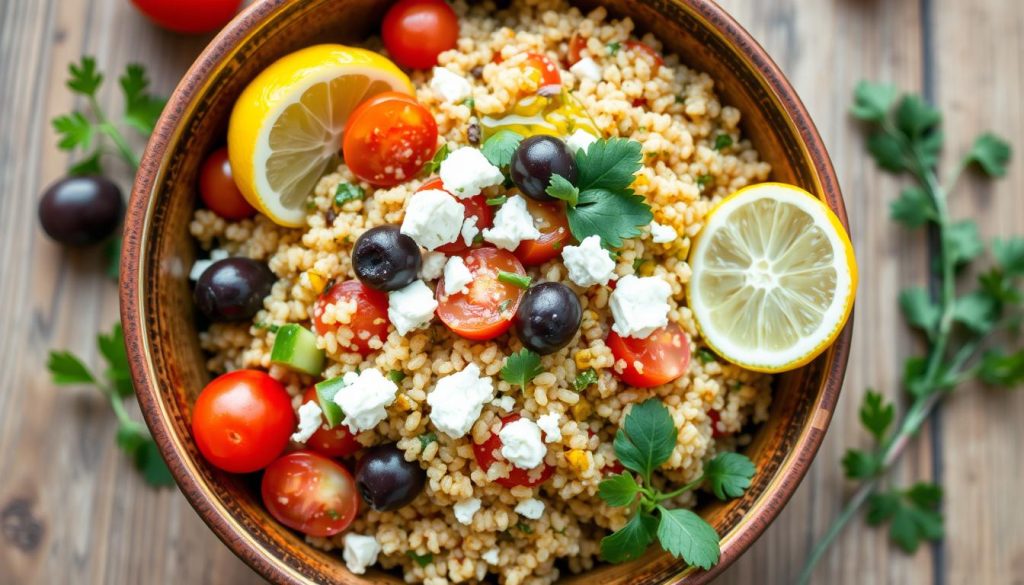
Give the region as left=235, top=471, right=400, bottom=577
left=121, top=0, right=852, bottom=583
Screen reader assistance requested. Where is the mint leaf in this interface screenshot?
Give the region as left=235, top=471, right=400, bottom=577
left=52, top=112, right=95, bottom=150
left=702, top=453, right=755, bottom=500
left=978, top=350, right=1024, bottom=387
left=47, top=351, right=97, bottom=385
left=993, top=237, right=1024, bottom=277
left=481, top=130, right=522, bottom=168
left=576, top=137, right=643, bottom=192
left=120, top=64, right=166, bottom=134
left=889, top=186, right=936, bottom=227
left=895, top=95, right=942, bottom=139
left=567, top=187, right=653, bottom=248
left=600, top=511, right=658, bottom=563
left=655, top=507, right=720, bottom=570
left=851, top=81, right=897, bottom=122
left=574, top=368, right=598, bottom=392
left=899, top=287, right=939, bottom=338
left=546, top=173, right=579, bottom=206
left=965, top=133, right=1011, bottom=177
left=598, top=472, right=642, bottom=507
left=614, top=399, right=677, bottom=479
left=947, top=221, right=984, bottom=266
left=952, top=291, right=998, bottom=334
left=841, top=449, right=879, bottom=480
left=334, top=182, right=365, bottom=207
left=421, top=143, right=449, bottom=175
left=67, top=56, right=103, bottom=97
left=500, top=349, right=543, bottom=389
left=867, top=132, right=909, bottom=172
left=98, top=323, right=133, bottom=398
left=859, top=390, right=894, bottom=442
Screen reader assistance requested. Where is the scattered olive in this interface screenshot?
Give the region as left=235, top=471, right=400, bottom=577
left=194, top=257, right=274, bottom=322
left=355, top=443, right=426, bottom=511
left=352, top=225, right=422, bottom=291
left=514, top=282, right=582, bottom=355
left=38, top=175, right=123, bottom=246
left=510, top=135, right=578, bottom=202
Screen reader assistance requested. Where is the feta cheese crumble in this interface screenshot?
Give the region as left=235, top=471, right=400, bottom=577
left=649, top=221, right=678, bottom=244
left=482, top=548, right=500, bottom=565
left=442, top=255, right=473, bottom=295
left=334, top=368, right=399, bottom=433
left=536, top=412, right=563, bottom=443
left=609, top=275, right=672, bottom=338
left=427, top=363, right=495, bottom=438
left=189, top=248, right=229, bottom=281
left=561, top=235, right=616, bottom=287
left=514, top=498, right=546, bottom=520
left=566, top=129, right=598, bottom=154
left=343, top=534, right=381, bottom=575
left=419, top=250, right=447, bottom=281
left=492, top=395, right=516, bottom=413
left=482, top=195, right=541, bottom=251
left=290, top=401, right=323, bottom=444
left=439, top=147, right=504, bottom=198
left=461, top=215, right=480, bottom=246
left=400, top=189, right=465, bottom=250
left=452, top=497, right=481, bottom=525
left=387, top=280, right=438, bottom=335
left=429, top=67, right=472, bottom=103
left=499, top=418, right=546, bottom=469
left=570, top=57, right=603, bottom=83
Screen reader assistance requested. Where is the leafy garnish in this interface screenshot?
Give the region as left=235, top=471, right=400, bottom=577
left=696, top=174, right=714, bottom=190
left=866, top=483, right=944, bottom=553
left=120, top=64, right=167, bottom=134
left=387, top=370, right=406, bottom=383
left=713, top=134, right=733, bottom=151
left=655, top=507, right=721, bottom=570
left=334, top=182, right=365, bottom=207
left=606, top=41, right=622, bottom=56
left=613, top=399, right=677, bottom=482
left=497, top=271, right=532, bottom=289
left=500, top=349, right=543, bottom=389
left=486, top=195, right=508, bottom=206
left=421, top=143, right=450, bottom=176
left=598, top=472, right=642, bottom=506
left=696, top=348, right=715, bottom=365
left=575, top=138, right=643, bottom=192
left=481, top=130, right=523, bottom=168
left=419, top=432, right=438, bottom=449
left=574, top=368, right=598, bottom=392
left=859, top=390, right=894, bottom=442
left=702, top=452, right=755, bottom=500
left=965, top=133, right=1012, bottom=177
left=546, top=174, right=580, bottom=206
left=406, top=551, right=434, bottom=567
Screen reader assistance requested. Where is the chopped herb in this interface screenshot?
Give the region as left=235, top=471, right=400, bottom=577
left=546, top=174, right=580, bottom=206
left=516, top=522, right=534, bottom=534
left=607, top=41, right=622, bottom=55
left=334, top=182, right=365, bottom=207
left=675, top=95, right=685, bottom=104
left=254, top=322, right=281, bottom=333
left=473, top=233, right=485, bottom=244
left=406, top=551, right=434, bottom=567
left=501, top=349, right=544, bottom=389
left=552, top=241, right=563, bottom=251
left=420, top=143, right=450, bottom=176
left=696, top=348, right=716, bottom=364
left=461, top=97, right=475, bottom=109
left=325, top=509, right=341, bottom=520
left=713, top=134, right=733, bottom=151
left=632, top=257, right=647, bottom=271
left=419, top=432, right=438, bottom=449
left=574, top=368, right=598, bottom=392
left=696, top=174, right=714, bottom=189
left=497, top=299, right=512, bottom=313
left=498, top=271, right=532, bottom=289
left=481, top=130, right=523, bottom=168
left=387, top=370, right=406, bottom=383
left=486, top=195, right=508, bottom=206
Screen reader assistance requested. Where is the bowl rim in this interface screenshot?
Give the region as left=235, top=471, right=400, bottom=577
left=120, top=1, right=852, bottom=583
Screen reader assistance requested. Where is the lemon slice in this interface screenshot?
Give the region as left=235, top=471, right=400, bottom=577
left=688, top=183, right=857, bottom=372
left=228, top=44, right=413, bottom=227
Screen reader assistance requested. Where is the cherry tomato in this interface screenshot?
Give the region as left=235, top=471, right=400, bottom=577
left=607, top=323, right=691, bottom=388
left=513, top=198, right=572, bottom=266
left=131, top=0, right=242, bottom=34
left=342, top=92, right=439, bottom=187
left=199, top=147, right=256, bottom=220
left=261, top=451, right=360, bottom=537
left=472, top=414, right=554, bottom=488
left=416, top=178, right=494, bottom=254
left=436, top=247, right=526, bottom=340
left=381, top=0, right=459, bottom=69
left=300, top=388, right=361, bottom=458
left=313, top=280, right=390, bottom=356
left=566, top=33, right=588, bottom=67
left=708, top=409, right=728, bottom=439
left=519, top=53, right=562, bottom=91
left=191, top=370, right=295, bottom=473
left=625, top=41, right=664, bottom=71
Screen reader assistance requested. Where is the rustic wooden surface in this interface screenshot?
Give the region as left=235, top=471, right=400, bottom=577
left=1, top=0, right=1021, bottom=583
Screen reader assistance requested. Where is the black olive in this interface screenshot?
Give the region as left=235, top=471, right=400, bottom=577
left=193, top=257, right=274, bottom=322
left=38, top=175, right=123, bottom=246
left=355, top=444, right=426, bottom=511
left=352, top=225, right=422, bottom=291
left=509, top=135, right=578, bottom=202
left=514, top=282, right=583, bottom=355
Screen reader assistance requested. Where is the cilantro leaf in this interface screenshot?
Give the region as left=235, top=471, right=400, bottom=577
left=574, top=368, right=598, bottom=392
left=120, top=64, right=166, bottom=134
left=614, top=399, right=677, bottom=480
left=993, top=237, right=1024, bottom=277
left=334, top=182, right=365, bottom=207
left=899, top=287, right=939, bottom=338
left=500, top=349, right=543, bottom=389
left=867, top=131, right=909, bottom=172
left=895, top=95, right=942, bottom=139
left=978, top=349, right=1024, bottom=387
left=696, top=174, right=714, bottom=190
left=70, top=151, right=104, bottom=176
left=655, top=507, right=721, bottom=570
left=859, top=390, right=894, bottom=442
left=422, top=143, right=449, bottom=175
left=47, top=351, right=97, bottom=385
left=98, top=323, right=133, bottom=398
left=906, top=482, right=943, bottom=508
left=850, top=81, right=897, bottom=122
left=481, top=130, right=522, bottom=168
left=67, top=56, right=103, bottom=97
left=546, top=174, right=579, bottom=206
left=952, top=291, right=998, bottom=334
left=886, top=486, right=944, bottom=553
left=406, top=551, right=434, bottom=567
left=52, top=112, right=95, bottom=150
left=600, top=511, right=658, bottom=563
left=965, top=133, right=1011, bottom=177
left=702, top=452, right=755, bottom=500
left=902, top=357, right=933, bottom=398
left=387, top=369, right=406, bottom=383
left=567, top=187, right=653, bottom=248
left=889, top=186, right=936, bottom=227
left=841, top=448, right=879, bottom=480
left=713, top=134, right=733, bottom=151
left=947, top=221, right=984, bottom=266
left=866, top=491, right=901, bottom=525
left=576, top=137, right=643, bottom=192
left=598, top=472, right=642, bottom=507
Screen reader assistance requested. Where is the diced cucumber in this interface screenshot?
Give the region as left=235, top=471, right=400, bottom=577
left=270, top=324, right=325, bottom=376
left=315, top=376, right=347, bottom=428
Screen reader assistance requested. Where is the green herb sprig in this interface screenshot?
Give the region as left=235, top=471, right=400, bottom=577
left=500, top=349, right=543, bottom=390
left=47, top=323, right=174, bottom=487
left=597, top=399, right=754, bottom=567
left=797, top=81, right=1019, bottom=584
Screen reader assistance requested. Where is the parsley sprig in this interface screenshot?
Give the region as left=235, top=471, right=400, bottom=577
left=47, top=323, right=174, bottom=487
left=797, top=81, right=1019, bottom=584
left=597, top=399, right=754, bottom=567
left=500, top=349, right=543, bottom=390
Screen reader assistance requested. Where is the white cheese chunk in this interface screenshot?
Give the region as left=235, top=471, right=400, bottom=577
left=491, top=395, right=516, bottom=413
left=498, top=418, right=546, bottom=469
left=419, top=250, right=447, bottom=281
left=482, top=195, right=541, bottom=251
left=566, top=129, right=598, bottom=154
left=443, top=255, right=474, bottom=295
left=609, top=275, right=672, bottom=339
left=401, top=189, right=465, bottom=250
left=427, top=363, right=495, bottom=438
left=189, top=248, right=229, bottom=281
left=482, top=548, right=500, bottom=565
left=514, top=498, right=546, bottom=520
left=561, top=235, right=616, bottom=287
left=387, top=280, right=438, bottom=335
left=290, top=401, right=323, bottom=444
left=461, top=215, right=480, bottom=246
left=430, top=67, right=472, bottom=103
left=453, top=497, right=481, bottom=525
left=439, top=147, right=504, bottom=198
left=343, top=534, right=381, bottom=575
left=333, top=369, right=399, bottom=433
left=649, top=221, right=678, bottom=244
left=535, top=412, right=563, bottom=444
left=570, top=57, right=603, bottom=83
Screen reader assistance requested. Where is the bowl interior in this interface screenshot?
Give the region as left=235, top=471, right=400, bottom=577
left=123, top=1, right=850, bottom=583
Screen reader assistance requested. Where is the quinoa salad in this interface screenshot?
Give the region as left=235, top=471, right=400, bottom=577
left=185, top=1, right=781, bottom=583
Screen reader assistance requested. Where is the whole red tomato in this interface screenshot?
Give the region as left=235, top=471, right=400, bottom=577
left=381, top=0, right=460, bottom=69
left=131, top=0, right=243, bottom=35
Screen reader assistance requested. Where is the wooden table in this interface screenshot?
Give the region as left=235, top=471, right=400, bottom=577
left=1, top=0, right=1021, bottom=583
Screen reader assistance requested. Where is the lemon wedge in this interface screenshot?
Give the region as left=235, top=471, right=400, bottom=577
left=228, top=45, right=413, bottom=227
left=687, top=183, right=857, bottom=372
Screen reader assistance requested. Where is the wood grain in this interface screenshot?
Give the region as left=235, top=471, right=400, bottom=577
left=0, top=0, right=1021, bottom=583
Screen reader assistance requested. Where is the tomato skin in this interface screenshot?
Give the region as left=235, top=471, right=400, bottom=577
left=436, top=247, right=526, bottom=340
left=381, top=0, right=459, bottom=69
left=473, top=414, right=554, bottom=488
left=192, top=370, right=295, bottom=473
left=261, top=451, right=360, bottom=537
left=417, top=178, right=494, bottom=254
left=607, top=323, right=691, bottom=388
left=199, top=147, right=256, bottom=220
left=513, top=198, right=572, bottom=266
left=707, top=409, right=728, bottom=439
left=313, top=280, right=390, bottom=356
left=625, top=41, right=664, bottom=71
left=566, top=33, right=588, bottom=66
left=520, top=52, right=562, bottom=90
left=342, top=92, right=438, bottom=188
left=300, top=388, right=361, bottom=458
left=131, top=0, right=242, bottom=34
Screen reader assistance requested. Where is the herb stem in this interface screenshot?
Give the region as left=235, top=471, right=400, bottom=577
left=87, top=95, right=141, bottom=170
left=654, top=476, right=704, bottom=502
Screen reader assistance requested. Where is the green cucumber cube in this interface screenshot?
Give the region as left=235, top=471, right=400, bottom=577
left=315, top=376, right=347, bottom=428
left=269, top=324, right=325, bottom=376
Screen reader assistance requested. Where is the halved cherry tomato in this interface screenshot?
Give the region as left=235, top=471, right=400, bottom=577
left=625, top=41, right=664, bottom=71
left=473, top=414, right=554, bottom=488
left=566, top=33, right=588, bottom=67
left=520, top=52, right=562, bottom=91
left=191, top=369, right=295, bottom=473
left=131, top=0, right=241, bottom=34
left=300, top=388, right=361, bottom=458
left=436, top=247, right=526, bottom=340
left=607, top=323, right=691, bottom=388
left=261, top=451, right=360, bottom=537
left=418, top=178, right=494, bottom=254
left=381, top=0, right=459, bottom=70
left=313, top=280, right=390, bottom=355
left=199, top=147, right=256, bottom=220
left=342, top=92, right=438, bottom=187
left=513, top=198, right=572, bottom=266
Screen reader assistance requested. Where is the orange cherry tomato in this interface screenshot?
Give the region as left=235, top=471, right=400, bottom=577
left=418, top=178, right=494, bottom=254
left=607, top=323, right=691, bottom=388
left=261, top=451, right=360, bottom=537
left=300, top=388, right=361, bottom=458
left=513, top=198, right=572, bottom=266
left=199, top=147, right=256, bottom=220
left=520, top=52, right=562, bottom=91
left=436, top=247, right=526, bottom=340
left=381, top=0, right=459, bottom=69
left=342, top=92, right=438, bottom=187
left=472, top=414, right=555, bottom=488
left=313, top=280, right=390, bottom=355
